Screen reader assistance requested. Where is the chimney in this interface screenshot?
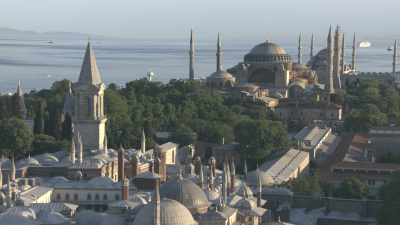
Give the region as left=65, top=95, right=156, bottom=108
left=122, top=178, right=129, bottom=201
left=118, top=146, right=125, bottom=182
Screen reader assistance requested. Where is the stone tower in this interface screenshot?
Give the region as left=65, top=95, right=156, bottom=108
left=216, top=33, right=223, bottom=72
left=71, top=42, right=107, bottom=150
left=189, top=29, right=195, bottom=80
left=352, top=33, right=356, bottom=71
left=310, top=33, right=314, bottom=59
left=393, top=40, right=397, bottom=80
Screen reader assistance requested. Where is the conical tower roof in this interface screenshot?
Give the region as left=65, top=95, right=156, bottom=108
left=78, top=42, right=103, bottom=86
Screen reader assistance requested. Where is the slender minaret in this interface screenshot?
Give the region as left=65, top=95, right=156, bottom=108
left=15, top=80, right=27, bottom=120
left=327, top=26, right=335, bottom=94
left=118, top=145, right=125, bottom=182
left=393, top=40, right=397, bottom=80
left=216, top=33, right=223, bottom=72
left=352, top=33, right=356, bottom=71
left=230, top=159, right=235, bottom=193
left=10, top=156, right=16, bottom=181
left=341, top=33, right=345, bottom=75
left=0, top=163, right=3, bottom=188
left=199, top=164, right=204, bottom=189
left=189, top=29, right=195, bottom=80
left=243, top=159, right=248, bottom=179
left=209, top=165, right=214, bottom=190
left=333, top=25, right=342, bottom=89
left=103, top=134, right=108, bottom=155
left=257, top=173, right=262, bottom=207
left=141, top=129, right=146, bottom=154
left=70, top=137, right=76, bottom=164
left=298, top=33, right=302, bottom=64
left=77, top=131, right=83, bottom=163
left=310, top=33, right=314, bottom=59
left=154, top=178, right=161, bottom=225
left=222, top=163, right=228, bottom=205
left=225, top=160, right=231, bottom=195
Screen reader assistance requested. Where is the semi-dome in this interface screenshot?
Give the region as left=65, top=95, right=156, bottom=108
left=245, top=41, right=291, bottom=63
left=37, top=211, right=69, bottom=225
left=132, top=198, right=198, bottom=225
left=88, top=176, right=115, bottom=188
left=160, top=177, right=209, bottom=214
left=207, top=70, right=236, bottom=88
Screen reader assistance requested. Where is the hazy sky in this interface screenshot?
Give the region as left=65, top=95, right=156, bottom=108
left=1, top=0, right=399, bottom=40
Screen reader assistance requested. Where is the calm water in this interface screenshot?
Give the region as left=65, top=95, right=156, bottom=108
left=0, top=37, right=395, bottom=93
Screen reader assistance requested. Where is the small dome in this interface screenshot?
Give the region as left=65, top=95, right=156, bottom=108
left=17, top=158, right=41, bottom=168
left=204, top=189, right=220, bottom=203
left=246, top=170, right=274, bottom=187
left=47, top=176, right=70, bottom=185
left=75, top=210, right=125, bottom=225
left=37, top=153, right=59, bottom=165
left=132, top=198, right=198, bottom=225
left=207, top=70, right=236, bottom=88
left=160, top=177, right=209, bottom=213
left=235, top=198, right=257, bottom=210
left=4, top=207, right=37, bottom=220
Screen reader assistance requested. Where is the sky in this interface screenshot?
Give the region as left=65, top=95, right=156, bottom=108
left=0, top=0, right=399, bottom=41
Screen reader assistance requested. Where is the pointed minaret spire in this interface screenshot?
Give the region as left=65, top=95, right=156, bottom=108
left=141, top=129, right=146, bottom=154
left=310, top=33, right=314, bottom=59
left=341, top=33, right=345, bottom=75
left=189, top=29, right=195, bottom=80
left=78, top=42, right=103, bottom=85
left=393, top=40, right=397, bottom=80
left=216, top=33, right=223, bottom=72
left=352, top=33, right=356, bottom=71
left=327, top=25, right=335, bottom=94
left=15, top=80, right=27, bottom=119
left=70, top=137, right=76, bottom=164
left=298, top=33, right=302, bottom=64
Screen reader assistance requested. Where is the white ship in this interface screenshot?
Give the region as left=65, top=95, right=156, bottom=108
left=359, top=41, right=371, bottom=48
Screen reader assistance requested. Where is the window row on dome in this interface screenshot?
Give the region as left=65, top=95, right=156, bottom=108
left=245, top=55, right=291, bottom=63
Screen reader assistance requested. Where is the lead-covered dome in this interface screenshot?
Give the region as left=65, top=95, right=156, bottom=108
left=245, top=41, right=291, bottom=63
left=160, top=177, right=209, bottom=214
left=132, top=198, right=198, bottom=225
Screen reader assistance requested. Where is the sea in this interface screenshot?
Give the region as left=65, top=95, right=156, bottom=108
left=0, top=36, right=396, bottom=93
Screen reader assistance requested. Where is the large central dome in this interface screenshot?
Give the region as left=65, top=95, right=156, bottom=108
left=245, top=41, right=291, bottom=63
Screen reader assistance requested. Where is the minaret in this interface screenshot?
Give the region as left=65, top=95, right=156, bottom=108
left=76, top=131, right=83, bottom=163
left=72, top=41, right=107, bottom=150
left=118, top=145, right=125, bottom=182
left=352, top=33, right=356, bottom=71
left=141, top=129, right=146, bottom=154
left=298, top=33, right=302, bottom=64
left=327, top=26, right=335, bottom=94
left=0, top=163, right=3, bottom=188
left=257, top=173, right=262, bottom=207
left=310, top=33, right=314, bottom=59
left=14, top=81, right=27, bottom=119
left=103, top=134, right=108, bottom=154
left=333, top=25, right=342, bottom=89
left=222, top=163, right=227, bottom=205
left=70, top=137, right=76, bottom=164
left=189, top=29, right=195, bottom=80
left=199, top=164, right=204, bottom=189
left=230, top=159, right=235, bottom=193
left=216, top=33, right=223, bottom=72
left=209, top=165, right=214, bottom=190
left=154, top=178, right=161, bottom=225
left=122, top=177, right=129, bottom=201
left=340, top=33, right=345, bottom=75
left=393, top=40, right=397, bottom=80
left=243, top=159, right=248, bottom=179
left=10, top=156, right=16, bottom=181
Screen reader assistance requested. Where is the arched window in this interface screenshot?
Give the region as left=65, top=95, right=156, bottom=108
left=103, top=194, right=108, bottom=201
left=87, top=194, right=92, bottom=201
left=65, top=193, right=70, bottom=201
left=115, top=194, right=120, bottom=201
left=95, top=194, right=100, bottom=201
left=74, top=194, right=79, bottom=201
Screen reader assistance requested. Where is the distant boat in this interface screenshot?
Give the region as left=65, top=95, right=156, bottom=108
left=387, top=46, right=393, bottom=51
left=47, top=41, right=53, bottom=44
left=359, top=41, right=371, bottom=48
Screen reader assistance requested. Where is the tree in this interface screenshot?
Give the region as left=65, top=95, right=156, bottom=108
left=291, top=174, right=321, bottom=195
left=378, top=173, right=400, bottom=225
left=32, top=134, right=68, bottom=155
left=234, top=119, right=289, bottom=164
left=171, top=125, right=197, bottom=146
left=0, top=117, right=33, bottom=157
left=334, top=177, right=369, bottom=199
